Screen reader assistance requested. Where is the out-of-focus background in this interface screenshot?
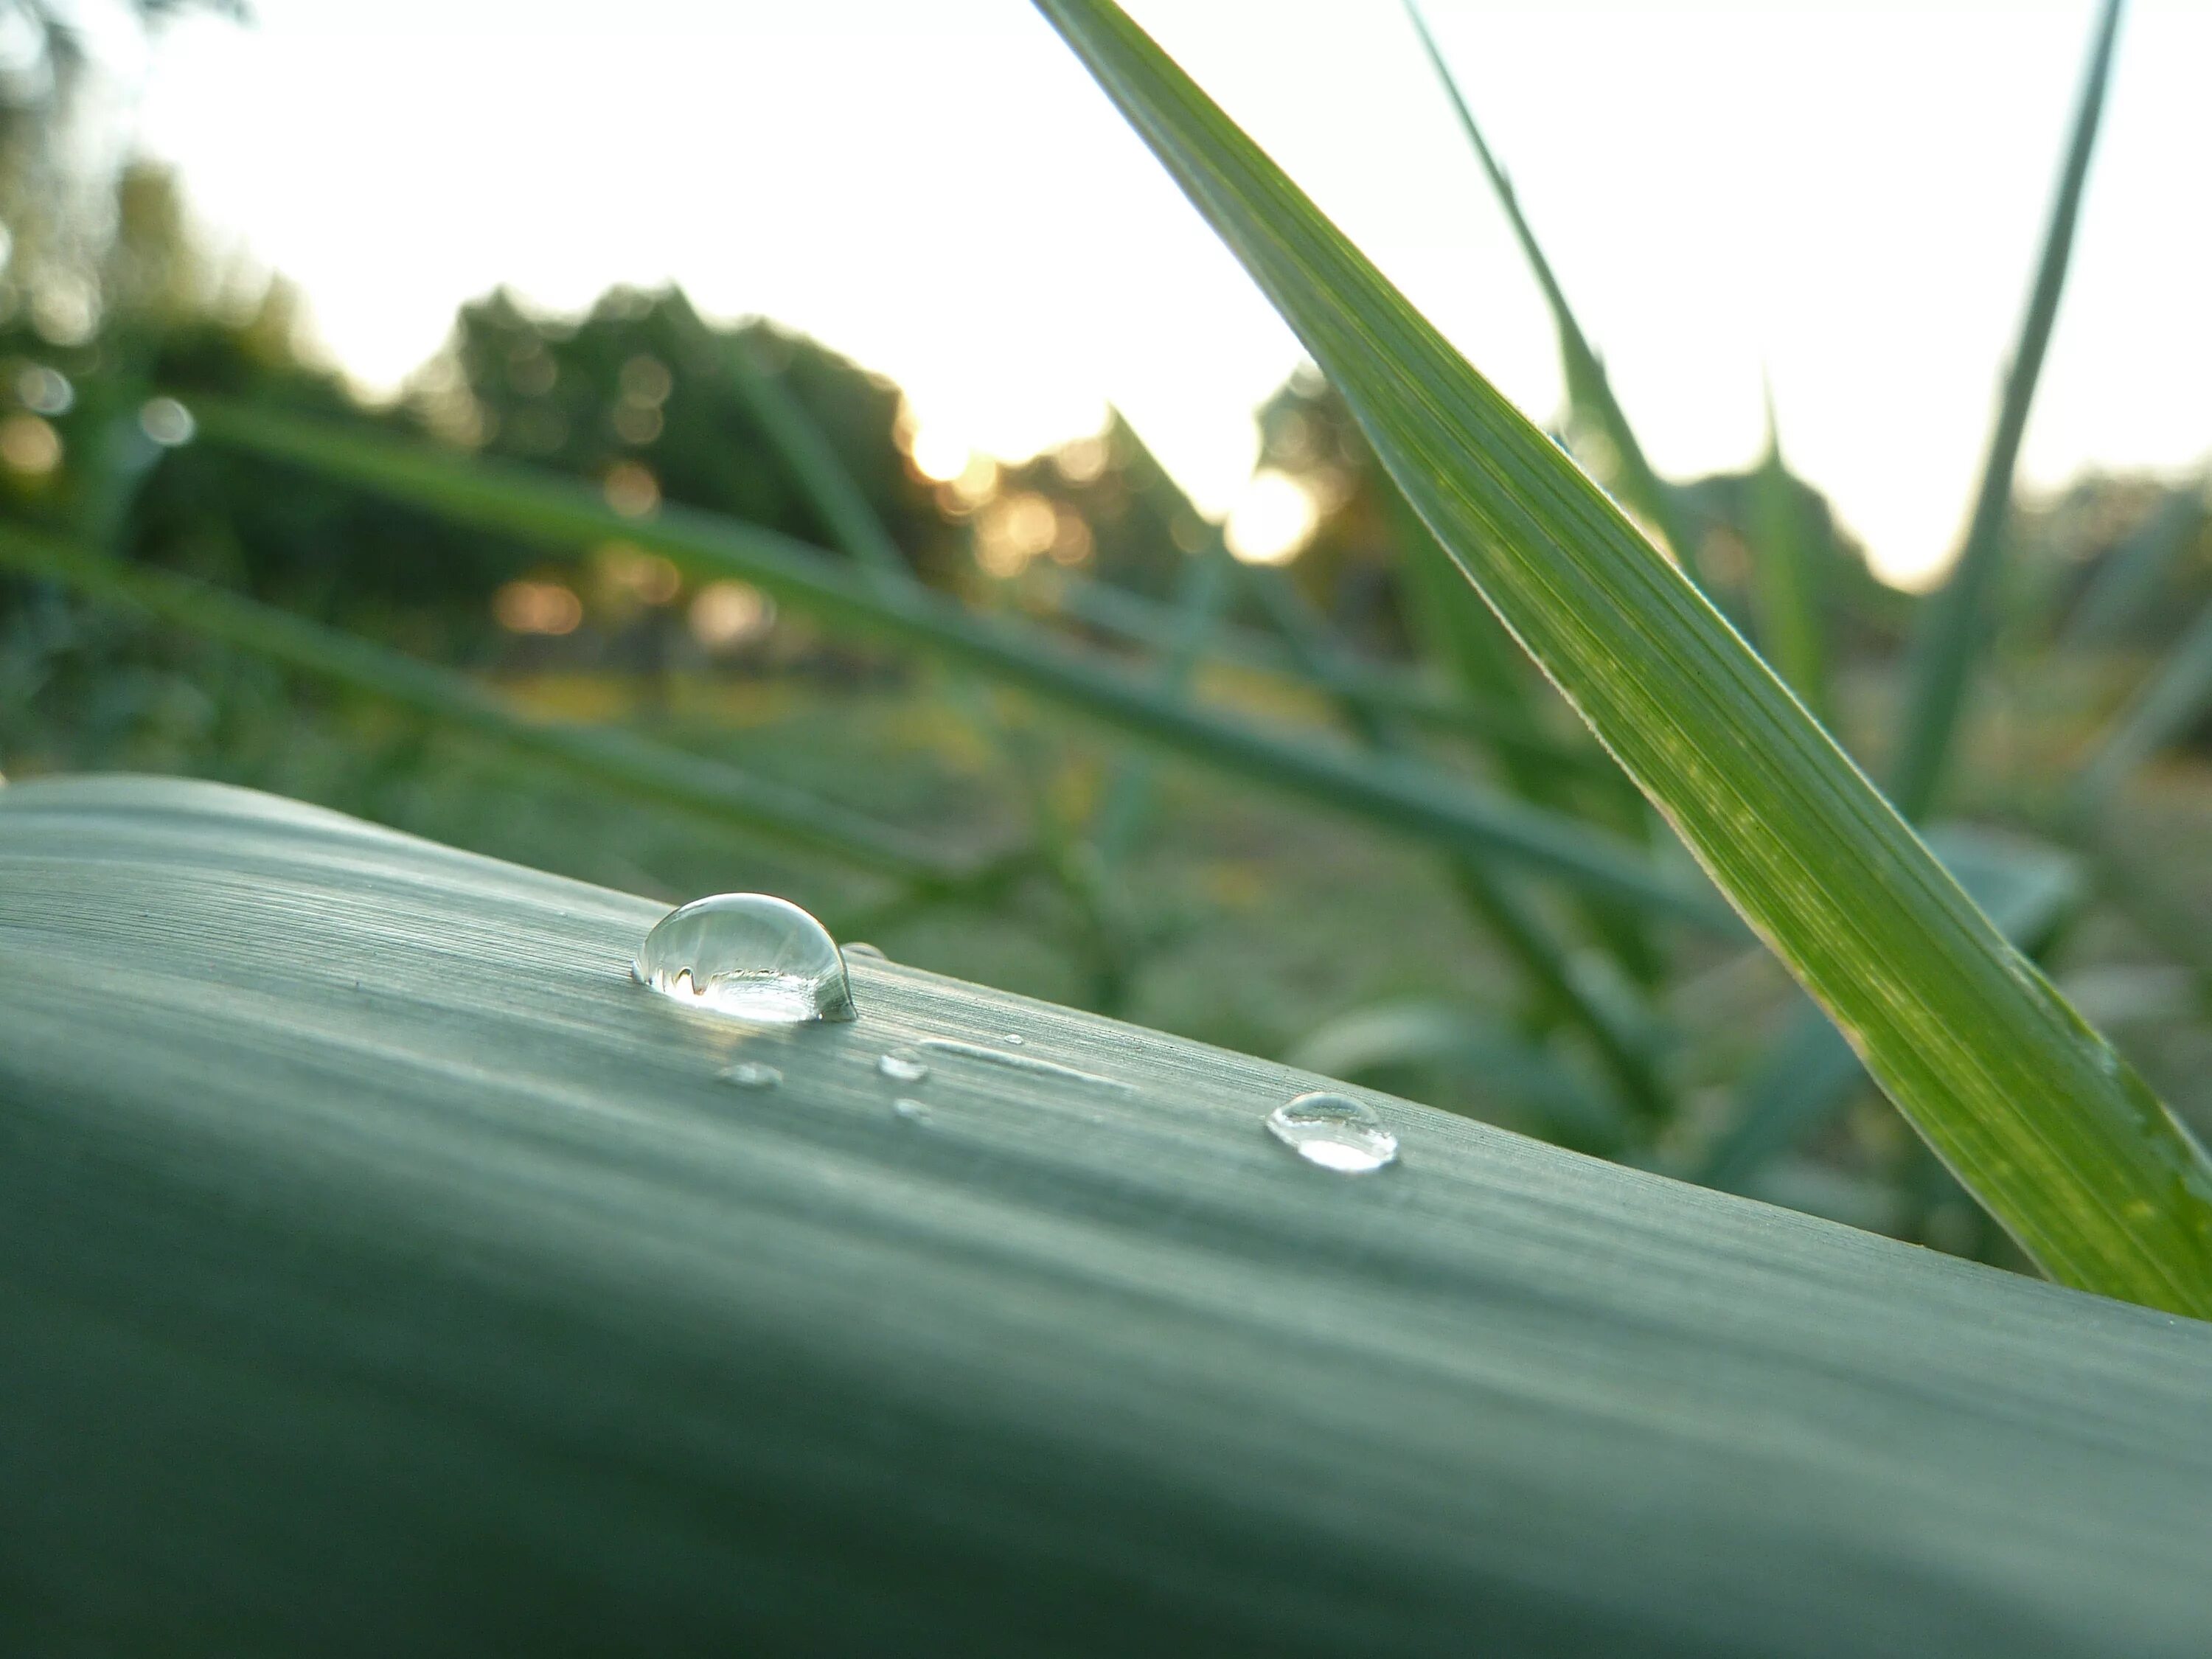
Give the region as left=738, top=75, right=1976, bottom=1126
left=4, top=0, right=2209, bottom=1265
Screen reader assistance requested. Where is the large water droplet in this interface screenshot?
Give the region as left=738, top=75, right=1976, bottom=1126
left=721, top=1060, right=783, bottom=1089
left=878, top=1048, right=929, bottom=1083
left=635, top=893, right=857, bottom=1024
left=1266, top=1091, right=1398, bottom=1174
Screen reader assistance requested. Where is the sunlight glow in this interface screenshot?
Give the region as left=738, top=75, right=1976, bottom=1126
left=1225, top=470, right=1318, bottom=566
left=493, top=580, right=582, bottom=635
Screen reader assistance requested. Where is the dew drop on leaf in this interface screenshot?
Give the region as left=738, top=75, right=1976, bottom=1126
left=844, top=941, right=887, bottom=961
left=877, top=1048, right=929, bottom=1083
left=892, top=1097, right=931, bottom=1124
left=1265, top=1091, right=1398, bottom=1174
left=635, top=893, right=857, bottom=1024
left=721, top=1060, right=783, bottom=1089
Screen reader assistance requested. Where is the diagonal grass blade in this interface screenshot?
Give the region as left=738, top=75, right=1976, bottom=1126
left=1032, top=0, right=2212, bottom=1313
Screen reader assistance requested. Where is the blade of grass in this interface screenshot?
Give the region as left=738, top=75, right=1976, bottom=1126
left=1384, top=470, right=1667, bottom=987
left=1242, top=535, right=1672, bottom=1121
left=2065, top=593, right=2212, bottom=815
left=1034, top=0, right=2212, bottom=1312
left=0, top=525, right=981, bottom=887
left=1888, top=0, right=2124, bottom=821
left=1404, top=0, right=1700, bottom=582
left=2063, top=482, right=2206, bottom=647
left=15, top=773, right=2212, bottom=1655
left=1696, top=826, right=2083, bottom=1192
left=192, top=400, right=1728, bottom=928
left=1046, top=563, right=1593, bottom=762
left=1747, top=384, right=1831, bottom=726
left=1090, top=539, right=1234, bottom=870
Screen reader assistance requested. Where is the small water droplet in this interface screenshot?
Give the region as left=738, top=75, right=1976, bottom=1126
left=721, top=1060, right=783, bottom=1089
left=878, top=1048, right=929, bottom=1084
left=635, top=893, right=857, bottom=1024
left=1266, top=1091, right=1398, bottom=1174
left=1002, top=1033, right=1025, bottom=1046
left=844, top=941, right=887, bottom=961
left=892, top=1097, right=931, bottom=1124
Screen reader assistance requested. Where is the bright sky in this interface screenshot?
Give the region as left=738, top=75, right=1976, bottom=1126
left=133, top=0, right=2212, bottom=587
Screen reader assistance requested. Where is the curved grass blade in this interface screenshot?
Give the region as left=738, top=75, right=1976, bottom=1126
left=1034, top=0, right=2212, bottom=1312
left=0, top=525, right=978, bottom=886
left=1404, top=1, right=1700, bottom=582
left=1250, top=504, right=1672, bottom=1119
left=14, top=773, right=2212, bottom=1655
left=192, top=400, right=1726, bottom=928
left=1888, top=0, right=2124, bottom=820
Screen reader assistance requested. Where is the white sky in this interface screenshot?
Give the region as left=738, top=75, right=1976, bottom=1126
left=131, top=0, right=2212, bottom=586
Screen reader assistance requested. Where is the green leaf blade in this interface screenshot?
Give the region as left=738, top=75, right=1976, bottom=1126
left=1888, top=0, right=2124, bottom=820
left=1034, top=0, right=2212, bottom=1313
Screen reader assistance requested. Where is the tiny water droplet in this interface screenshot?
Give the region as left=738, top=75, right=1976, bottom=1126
left=892, top=1097, right=931, bottom=1124
left=844, top=941, right=887, bottom=961
left=1266, top=1091, right=1398, bottom=1174
left=635, top=893, right=857, bottom=1024
left=1002, top=1033, right=1025, bottom=1046
left=721, top=1060, right=783, bottom=1089
left=877, top=1048, right=929, bottom=1084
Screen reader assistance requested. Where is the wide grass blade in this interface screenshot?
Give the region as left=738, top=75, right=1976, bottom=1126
left=1888, top=0, right=2124, bottom=820
left=193, top=400, right=1725, bottom=927
left=1033, top=0, right=2212, bottom=1312
left=0, top=525, right=973, bottom=885
left=12, top=774, right=2212, bottom=1654
left=1404, top=1, right=1700, bottom=580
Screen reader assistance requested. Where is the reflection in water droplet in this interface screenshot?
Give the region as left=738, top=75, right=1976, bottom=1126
left=878, top=1049, right=929, bottom=1083
left=721, top=1060, right=783, bottom=1089
left=892, top=1097, right=931, bottom=1124
left=915, top=1038, right=1132, bottom=1093
left=1266, top=1091, right=1398, bottom=1174
left=844, top=941, right=887, bottom=961
left=635, top=893, right=857, bottom=1024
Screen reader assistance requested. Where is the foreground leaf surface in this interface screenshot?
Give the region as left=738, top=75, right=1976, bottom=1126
left=1033, top=0, right=2212, bottom=1314
left=4, top=775, right=2212, bottom=1655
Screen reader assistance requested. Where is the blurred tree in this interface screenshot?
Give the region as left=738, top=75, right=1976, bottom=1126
left=0, top=0, right=243, bottom=341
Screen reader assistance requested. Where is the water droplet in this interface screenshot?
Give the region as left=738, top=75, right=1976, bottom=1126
left=1001, top=1033, right=1025, bottom=1046
left=844, top=941, right=887, bottom=961
left=1266, top=1091, right=1398, bottom=1174
left=720, top=1060, right=783, bottom=1089
left=635, top=893, right=857, bottom=1024
left=915, top=1037, right=1133, bottom=1093
left=892, top=1097, right=931, bottom=1124
left=877, top=1048, right=929, bottom=1084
